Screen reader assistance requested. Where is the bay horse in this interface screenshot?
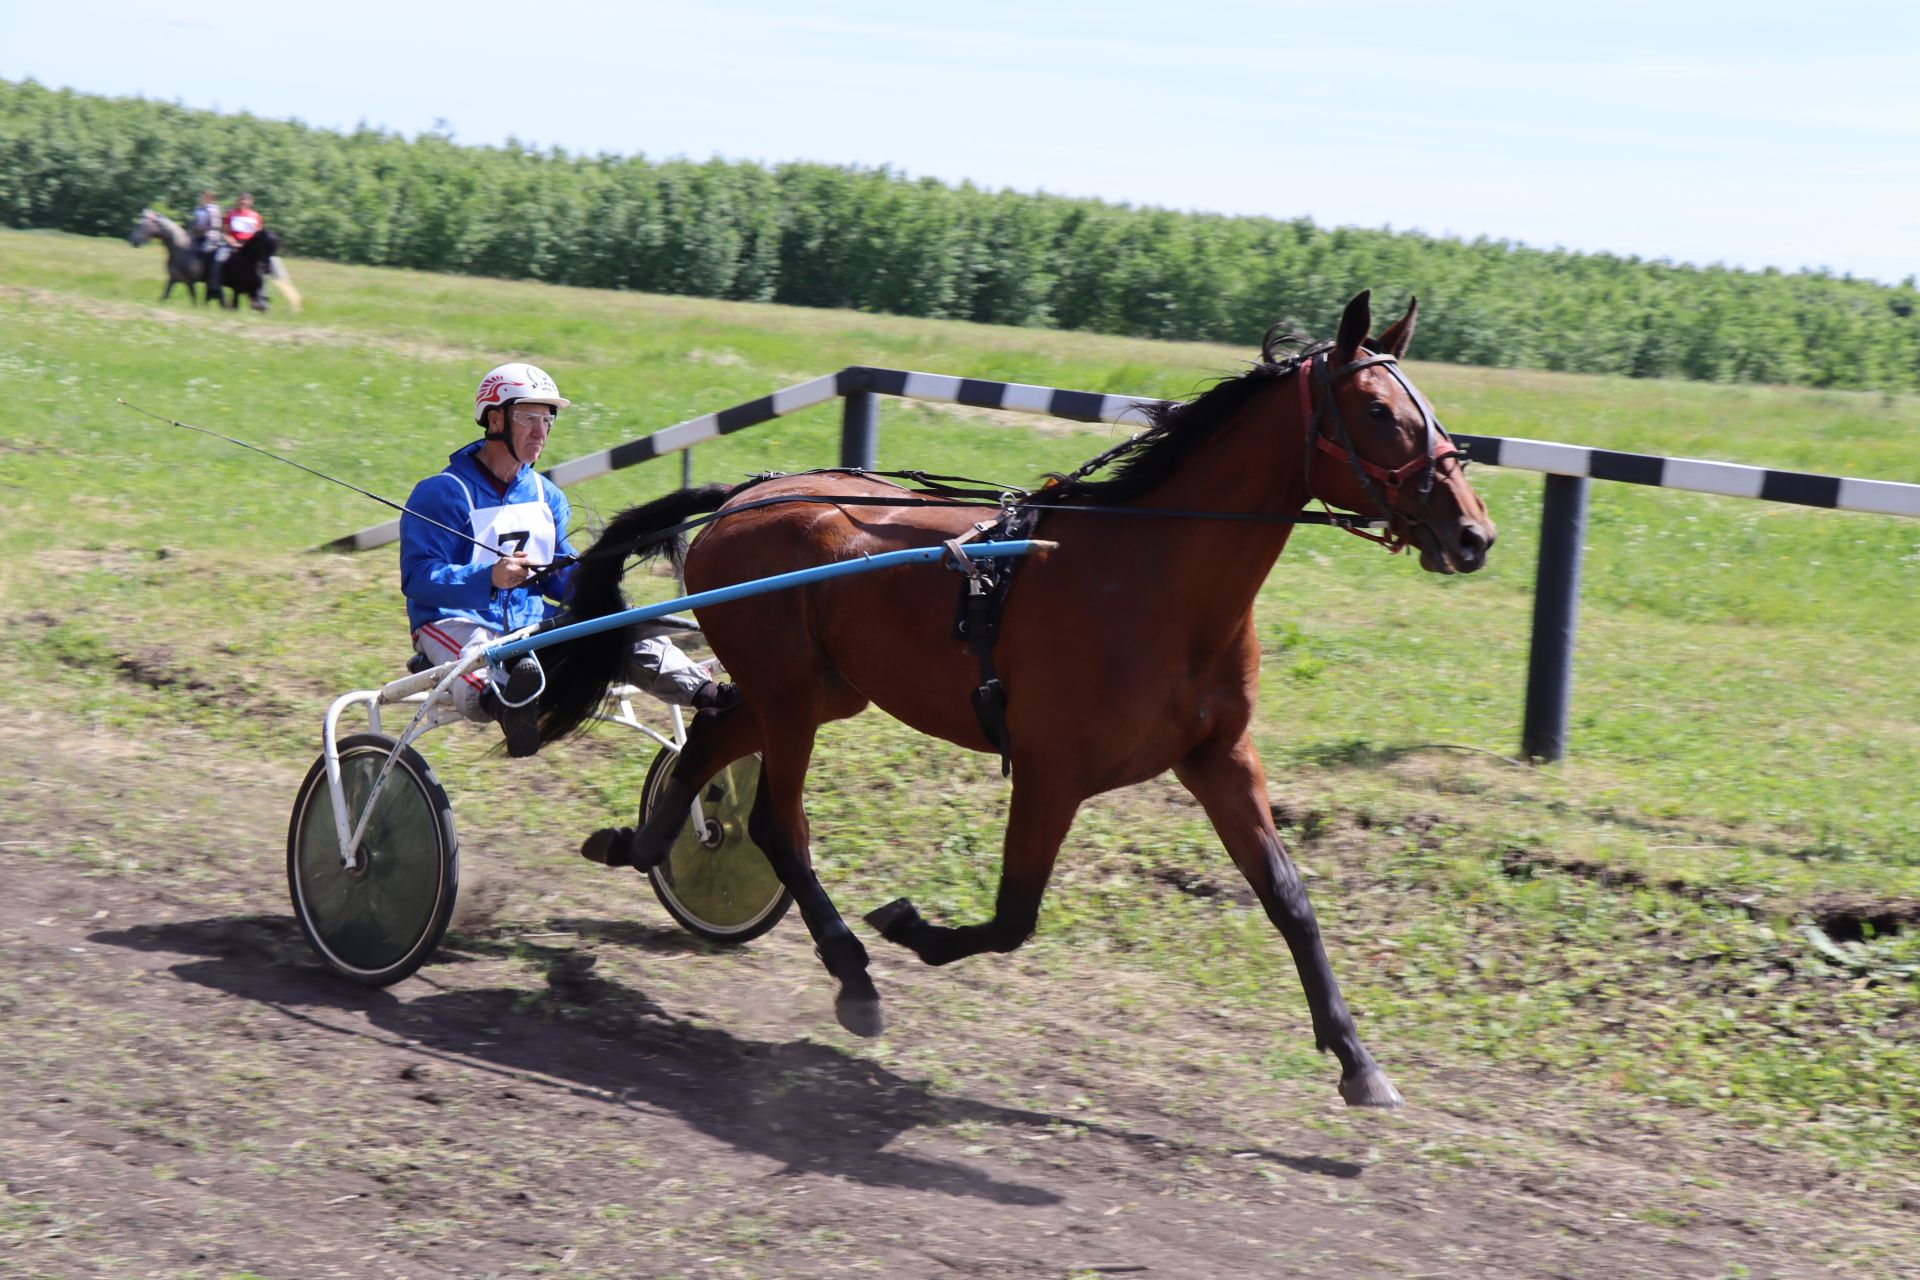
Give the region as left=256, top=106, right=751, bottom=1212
left=127, top=210, right=207, bottom=303
left=536, top=291, right=1493, bottom=1107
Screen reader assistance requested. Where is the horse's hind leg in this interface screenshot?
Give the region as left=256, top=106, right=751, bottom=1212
left=865, top=779, right=1079, bottom=966
left=1174, top=731, right=1401, bottom=1108
left=599, top=698, right=761, bottom=869
left=747, top=719, right=884, bottom=1037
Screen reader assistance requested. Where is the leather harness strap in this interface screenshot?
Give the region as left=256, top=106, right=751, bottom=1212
left=949, top=504, right=1039, bottom=777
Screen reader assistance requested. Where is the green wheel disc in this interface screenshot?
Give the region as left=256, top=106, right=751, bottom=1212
left=288, top=734, right=457, bottom=985
left=645, top=750, right=790, bottom=943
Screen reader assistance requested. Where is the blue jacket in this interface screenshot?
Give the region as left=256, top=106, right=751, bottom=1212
left=400, top=441, right=578, bottom=635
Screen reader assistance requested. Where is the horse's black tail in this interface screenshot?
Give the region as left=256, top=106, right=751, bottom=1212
left=534, top=483, right=733, bottom=745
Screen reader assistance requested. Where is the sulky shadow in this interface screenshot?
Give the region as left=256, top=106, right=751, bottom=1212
left=95, top=913, right=1360, bottom=1193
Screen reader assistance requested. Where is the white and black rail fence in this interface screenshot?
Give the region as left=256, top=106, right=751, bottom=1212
left=332, top=366, right=1920, bottom=763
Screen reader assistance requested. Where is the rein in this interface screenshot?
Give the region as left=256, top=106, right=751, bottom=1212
left=585, top=349, right=1465, bottom=572
left=572, top=468, right=1392, bottom=569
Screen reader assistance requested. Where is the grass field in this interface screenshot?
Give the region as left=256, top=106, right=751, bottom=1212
left=5, top=225, right=1920, bottom=1228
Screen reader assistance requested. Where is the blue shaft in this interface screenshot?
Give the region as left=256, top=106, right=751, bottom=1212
left=486, top=539, right=1049, bottom=662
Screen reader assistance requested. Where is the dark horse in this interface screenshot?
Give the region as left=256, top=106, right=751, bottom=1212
left=209, top=228, right=291, bottom=311
left=127, top=210, right=206, bottom=303
left=536, top=292, right=1494, bottom=1107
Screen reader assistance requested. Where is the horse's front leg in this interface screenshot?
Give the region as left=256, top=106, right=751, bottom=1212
left=161, top=279, right=175, bottom=302
left=1174, top=732, right=1402, bottom=1108
left=865, top=780, right=1078, bottom=966
left=744, top=718, right=884, bottom=1038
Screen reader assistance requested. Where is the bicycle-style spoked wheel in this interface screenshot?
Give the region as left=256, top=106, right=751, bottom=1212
left=642, top=746, right=790, bottom=944
left=287, top=732, right=459, bottom=986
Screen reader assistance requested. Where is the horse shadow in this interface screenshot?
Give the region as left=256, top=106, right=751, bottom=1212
left=93, top=914, right=1361, bottom=1201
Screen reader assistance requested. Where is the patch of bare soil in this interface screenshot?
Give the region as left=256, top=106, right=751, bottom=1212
left=1, top=703, right=1915, bottom=1278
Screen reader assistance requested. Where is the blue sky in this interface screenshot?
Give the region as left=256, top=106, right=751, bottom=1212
left=6, top=0, right=1916, bottom=283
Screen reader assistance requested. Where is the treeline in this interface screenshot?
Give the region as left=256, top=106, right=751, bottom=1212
left=4, top=78, right=1917, bottom=391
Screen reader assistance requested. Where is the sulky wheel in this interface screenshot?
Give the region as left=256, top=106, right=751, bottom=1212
left=287, top=733, right=458, bottom=986
left=641, top=745, right=790, bottom=944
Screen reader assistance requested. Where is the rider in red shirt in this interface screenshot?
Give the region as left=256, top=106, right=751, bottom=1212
left=224, top=193, right=262, bottom=244
left=210, top=193, right=260, bottom=302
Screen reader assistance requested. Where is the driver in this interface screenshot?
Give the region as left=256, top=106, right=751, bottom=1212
left=399, top=363, right=728, bottom=757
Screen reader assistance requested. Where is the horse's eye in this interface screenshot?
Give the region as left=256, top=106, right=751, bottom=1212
left=1366, top=401, right=1394, bottom=421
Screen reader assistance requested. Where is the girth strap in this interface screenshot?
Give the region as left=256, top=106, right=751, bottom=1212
left=951, top=504, right=1040, bottom=776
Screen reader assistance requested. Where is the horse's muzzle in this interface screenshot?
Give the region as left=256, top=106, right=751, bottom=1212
left=1416, top=518, right=1493, bottom=575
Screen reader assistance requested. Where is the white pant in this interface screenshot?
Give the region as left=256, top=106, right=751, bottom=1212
left=412, top=620, right=710, bottom=723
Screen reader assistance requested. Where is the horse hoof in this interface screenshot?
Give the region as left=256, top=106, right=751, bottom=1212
left=863, top=898, right=921, bottom=941
left=1339, top=1068, right=1405, bottom=1109
left=835, top=992, right=885, bottom=1038
left=580, top=827, right=635, bottom=867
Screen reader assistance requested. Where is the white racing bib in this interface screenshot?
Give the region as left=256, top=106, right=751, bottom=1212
left=468, top=499, right=557, bottom=570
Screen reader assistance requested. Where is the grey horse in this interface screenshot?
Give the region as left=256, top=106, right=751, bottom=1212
left=128, top=210, right=211, bottom=304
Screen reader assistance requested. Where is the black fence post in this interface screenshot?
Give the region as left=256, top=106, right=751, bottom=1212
left=1521, top=474, right=1590, bottom=763
left=840, top=390, right=878, bottom=470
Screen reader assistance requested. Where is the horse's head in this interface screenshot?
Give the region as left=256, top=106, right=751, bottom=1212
left=250, top=227, right=282, bottom=259
left=128, top=210, right=158, bottom=247
left=1298, top=291, right=1494, bottom=574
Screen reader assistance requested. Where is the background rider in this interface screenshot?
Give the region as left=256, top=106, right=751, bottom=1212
left=209, top=192, right=261, bottom=300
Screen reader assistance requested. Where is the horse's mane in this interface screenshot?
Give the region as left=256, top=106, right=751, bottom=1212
left=134, top=212, right=190, bottom=248
left=1034, top=332, right=1333, bottom=505
left=238, top=228, right=280, bottom=259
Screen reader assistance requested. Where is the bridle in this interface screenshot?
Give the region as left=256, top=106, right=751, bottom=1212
left=1296, top=344, right=1465, bottom=554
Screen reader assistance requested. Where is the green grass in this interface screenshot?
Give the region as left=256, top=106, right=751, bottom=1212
left=6, top=227, right=1920, bottom=1175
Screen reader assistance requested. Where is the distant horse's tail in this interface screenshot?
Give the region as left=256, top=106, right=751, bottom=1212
left=534, top=483, right=734, bottom=744
left=268, top=257, right=303, bottom=311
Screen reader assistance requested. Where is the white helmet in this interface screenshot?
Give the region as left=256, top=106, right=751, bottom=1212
left=473, top=362, right=570, bottom=425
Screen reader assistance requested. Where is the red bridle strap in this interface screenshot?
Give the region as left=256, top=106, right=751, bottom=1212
left=1295, top=349, right=1463, bottom=552
left=1315, top=433, right=1458, bottom=505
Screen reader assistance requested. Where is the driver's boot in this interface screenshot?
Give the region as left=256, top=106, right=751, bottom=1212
left=690, top=679, right=741, bottom=718
left=478, top=655, right=542, bottom=758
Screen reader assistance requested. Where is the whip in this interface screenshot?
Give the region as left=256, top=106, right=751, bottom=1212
left=114, top=399, right=572, bottom=585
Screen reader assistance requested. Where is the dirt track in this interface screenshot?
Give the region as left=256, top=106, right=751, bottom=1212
left=2, top=701, right=1914, bottom=1279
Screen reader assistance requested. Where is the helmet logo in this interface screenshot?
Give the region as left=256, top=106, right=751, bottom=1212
left=474, top=362, right=564, bottom=425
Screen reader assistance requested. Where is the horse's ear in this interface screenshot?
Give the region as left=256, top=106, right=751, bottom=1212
left=1334, top=290, right=1372, bottom=363
left=1375, top=295, right=1419, bottom=359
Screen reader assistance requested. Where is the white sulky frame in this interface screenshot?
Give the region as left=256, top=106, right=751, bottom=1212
left=320, top=620, right=708, bottom=870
